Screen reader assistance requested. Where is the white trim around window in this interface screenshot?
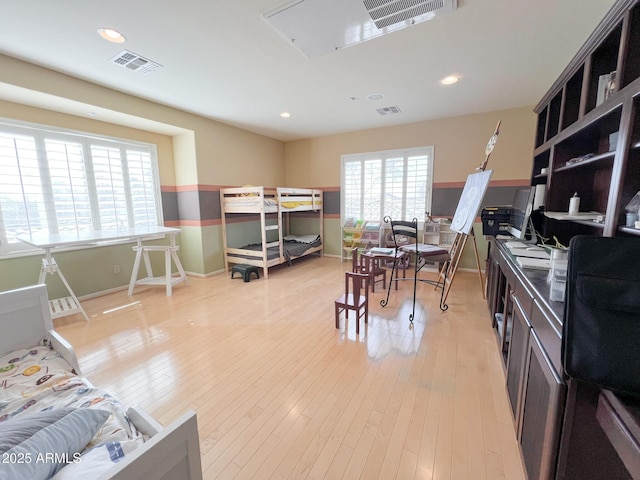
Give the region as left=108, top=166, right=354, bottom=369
left=341, top=146, right=434, bottom=224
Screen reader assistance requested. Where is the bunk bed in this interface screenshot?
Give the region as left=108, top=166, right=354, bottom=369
left=0, top=284, right=202, bottom=480
left=220, top=186, right=323, bottom=278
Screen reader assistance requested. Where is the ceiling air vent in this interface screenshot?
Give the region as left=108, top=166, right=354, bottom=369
left=377, top=105, right=402, bottom=115
left=363, top=0, right=456, bottom=29
left=109, top=50, right=163, bottom=76
left=263, top=0, right=457, bottom=58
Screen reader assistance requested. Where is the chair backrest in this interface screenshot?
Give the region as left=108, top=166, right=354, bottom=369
left=351, top=246, right=360, bottom=272
left=386, top=217, right=418, bottom=249
left=345, top=271, right=369, bottom=304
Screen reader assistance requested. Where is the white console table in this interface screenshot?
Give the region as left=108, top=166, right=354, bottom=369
left=19, top=226, right=188, bottom=321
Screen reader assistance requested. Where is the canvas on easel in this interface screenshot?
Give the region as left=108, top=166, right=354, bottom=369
left=450, top=170, right=493, bottom=235
left=436, top=121, right=500, bottom=305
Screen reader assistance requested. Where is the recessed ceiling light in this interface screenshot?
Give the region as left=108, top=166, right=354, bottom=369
left=441, top=75, right=459, bottom=85
left=280, top=112, right=291, bottom=118
left=367, top=93, right=385, bottom=101
left=97, top=28, right=126, bottom=43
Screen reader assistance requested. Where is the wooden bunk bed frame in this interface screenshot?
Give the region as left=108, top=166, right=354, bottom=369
left=220, top=186, right=323, bottom=278
left=0, top=284, right=202, bottom=480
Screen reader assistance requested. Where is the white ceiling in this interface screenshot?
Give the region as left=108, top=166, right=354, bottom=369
left=0, top=0, right=617, bottom=142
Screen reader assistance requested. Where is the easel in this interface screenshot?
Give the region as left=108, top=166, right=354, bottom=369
left=436, top=121, right=501, bottom=305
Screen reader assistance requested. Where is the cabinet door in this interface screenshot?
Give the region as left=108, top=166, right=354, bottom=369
left=506, top=294, right=531, bottom=436
left=520, top=331, right=567, bottom=480
left=486, top=247, right=501, bottom=320
left=497, top=274, right=515, bottom=361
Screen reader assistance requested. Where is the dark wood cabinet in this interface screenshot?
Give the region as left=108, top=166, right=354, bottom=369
left=506, top=294, right=531, bottom=436
left=488, top=244, right=517, bottom=364
left=488, top=240, right=566, bottom=479
left=596, top=390, right=640, bottom=478
left=487, top=239, right=637, bottom=480
left=520, top=331, right=566, bottom=480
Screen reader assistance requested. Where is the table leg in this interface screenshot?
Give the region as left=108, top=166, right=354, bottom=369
left=410, top=253, right=418, bottom=324
left=170, top=249, right=189, bottom=286
left=142, top=249, right=153, bottom=279
left=128, top=247, right=141, bottom=295
left=165, top=248, right=172, bottom=296
left=40, top=254, right=89, bottom=321
left=129, top=233, right=188, bottom=296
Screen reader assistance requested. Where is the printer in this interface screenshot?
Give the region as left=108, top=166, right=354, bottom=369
left=481, top=206, right=512, bottom=236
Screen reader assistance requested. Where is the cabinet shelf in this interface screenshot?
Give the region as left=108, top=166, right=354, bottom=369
left=618, top=225, right=640, bottom=236
left=530, top=0, right=640, bottom=246
left=574, top=218, right=606, bottom=229
left=554, top=151, right=616, bottom=173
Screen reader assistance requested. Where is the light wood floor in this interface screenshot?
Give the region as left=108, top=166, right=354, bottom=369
left=55, top=256, right=526, bottom=480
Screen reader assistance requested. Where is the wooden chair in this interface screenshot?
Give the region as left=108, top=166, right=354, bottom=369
left=335, top=271, right=370, bottom=335
left=351, top=246, right=365, bottom=273
left=360, top=254, right=387, bottom=292
left=352, top=246, right=386, bottom=293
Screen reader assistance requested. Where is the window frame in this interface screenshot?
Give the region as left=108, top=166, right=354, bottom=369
left=340, top=146, right=434, bottom=225
left=0, top=118, right=163, bottom=256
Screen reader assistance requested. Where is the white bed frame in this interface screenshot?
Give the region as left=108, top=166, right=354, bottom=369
left=0, top=284, right=203, bottom=480
left=220, top=186, right=323, bottom=278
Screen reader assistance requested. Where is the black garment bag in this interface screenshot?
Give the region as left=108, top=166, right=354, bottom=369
left=562, top=235, right=640, bottom=396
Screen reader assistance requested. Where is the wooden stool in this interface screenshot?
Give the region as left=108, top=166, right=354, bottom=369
left=231, top=264, right=260, bottom=282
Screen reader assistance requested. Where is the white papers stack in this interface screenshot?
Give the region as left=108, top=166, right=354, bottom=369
left=517, top=257, right=551, bottom=270
left=368, top=247, right=394, bottom=255
left=509, top=247, right=551, bottom=259
left=505, top=241, right=551, bottom=259
left=505, top=241, right=527, bottom=249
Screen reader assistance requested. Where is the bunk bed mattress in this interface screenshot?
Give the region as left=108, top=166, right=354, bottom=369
left=283, top=235, right=321, bottom=260
left=280, top=201, right=318, bottom=211
left=227, top=244, right=281, bottom=262
left=0, top=345, right=145, bottom=479
left=276, top=188, right=323, bottom=212
left=223, top=197, right=278, bottom=210
left=228, top=235, right=321, bottom=263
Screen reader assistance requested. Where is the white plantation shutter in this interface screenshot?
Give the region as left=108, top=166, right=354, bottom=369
left=384, top=156, right=404, bottom=221
left=0, top=120, right=161, bottom=254
left=0, top=132, right=47, bottom=242
left=342, top=146, right=433, bottom=223
left=363, top=159, right=382, bottom=221
left=406, top=154, right=430, bottom=221
left=44, top=138, right=92, bottom=233
left=91, top=145, right=128, bottom=230
left=127, top=149, right=158, bottom=227
left=343, top=160, right=362, bottom=220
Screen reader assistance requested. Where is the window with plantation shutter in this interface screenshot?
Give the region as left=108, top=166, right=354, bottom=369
left=0, top=120, right=161, bottom=254
left=341, top=146, right=433, bottom=223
